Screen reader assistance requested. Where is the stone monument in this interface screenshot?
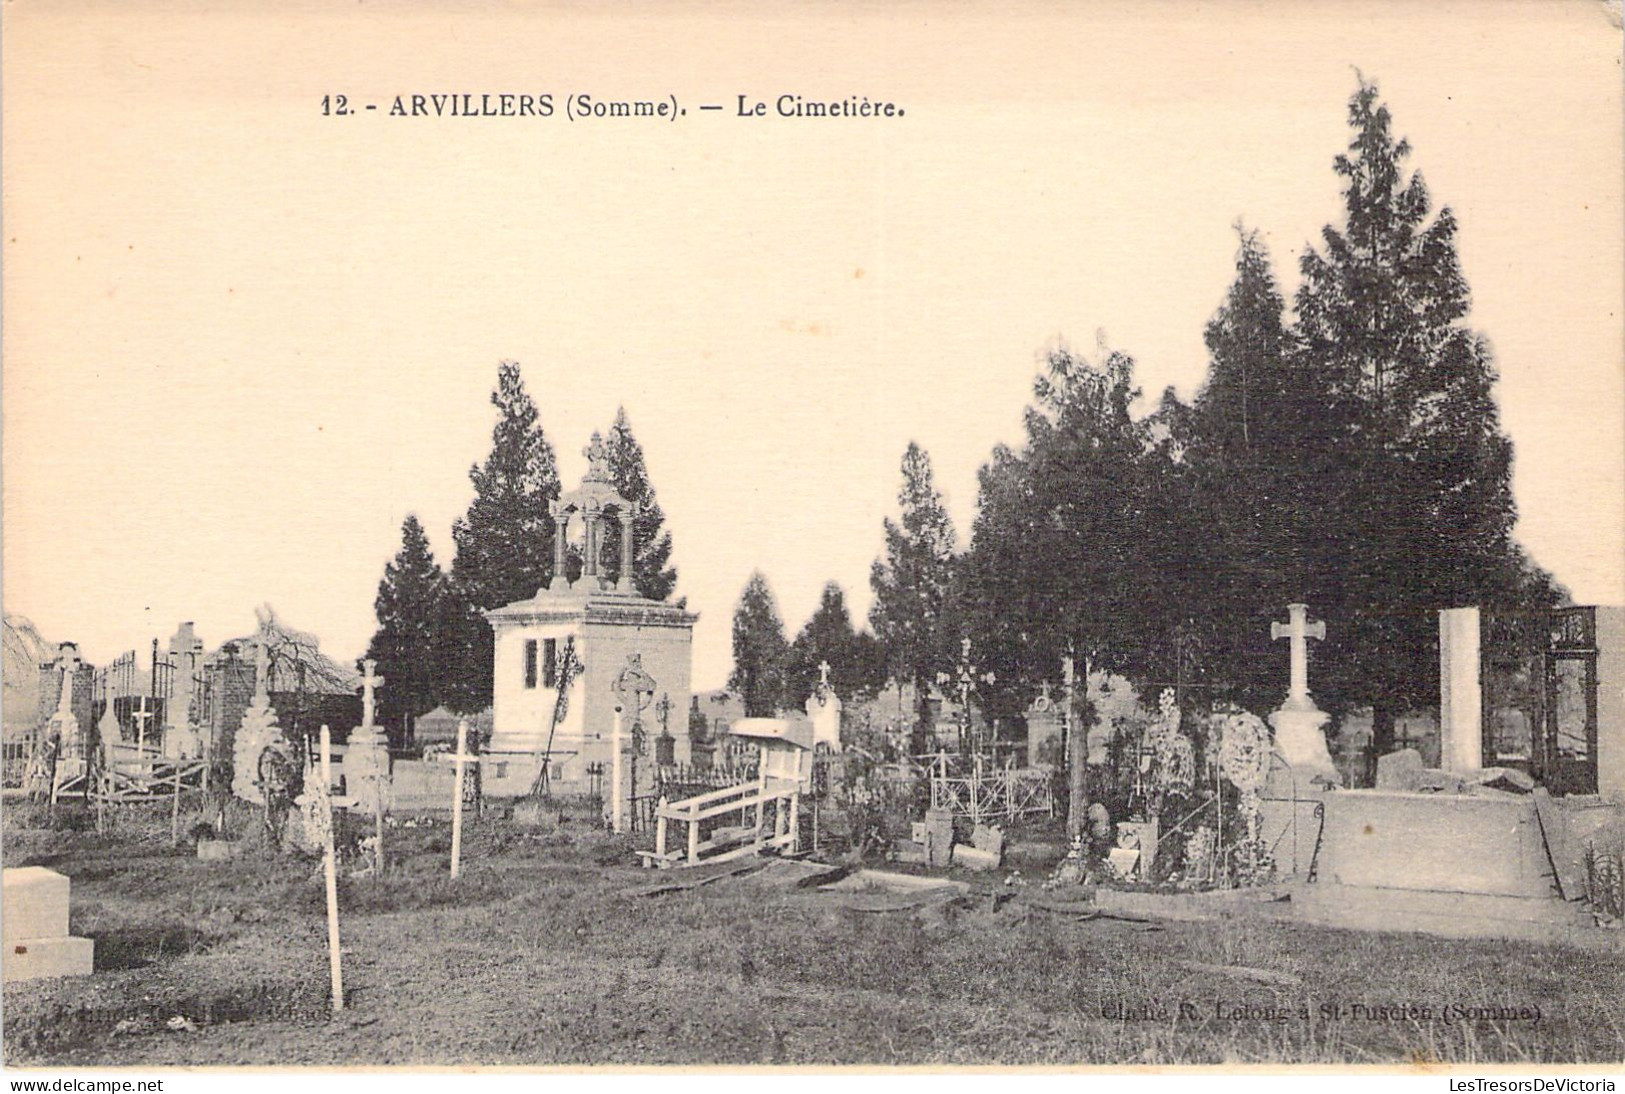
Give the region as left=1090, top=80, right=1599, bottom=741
left=804, top=661, right=842, bottom=751
left=163, top=622, right=205, bottom=760
left=1267, top=603, right=1338, bottom=786
left=344, top=659, right=391, bottom=818
left=44, top=643, right=84, bottom=762
left=482, top=434, right=698, bottom=797
left=231, top=641, right=284, bottom=804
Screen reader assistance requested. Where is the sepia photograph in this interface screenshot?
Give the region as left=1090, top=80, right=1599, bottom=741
left=2, top=0, right=1622, bottom=1073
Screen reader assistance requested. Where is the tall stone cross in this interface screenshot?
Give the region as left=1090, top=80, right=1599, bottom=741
left=360, top=659, right=384, bottom=728
left=818, top=660, right=832, bottom=689
left=56, top=645, right=82, bottom=716
left=1271, top=603, right=1326, bottom=712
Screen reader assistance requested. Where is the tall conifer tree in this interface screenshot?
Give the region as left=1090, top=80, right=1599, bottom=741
left=444, top=361, right=561, bottom=711
left=599, top=407, right=680, bottom=601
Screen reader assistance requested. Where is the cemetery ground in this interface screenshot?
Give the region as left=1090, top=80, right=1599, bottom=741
left=4, top=801, right=1623, bottom=1068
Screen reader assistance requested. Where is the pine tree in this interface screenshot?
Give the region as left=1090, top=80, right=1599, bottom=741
left=787, top=582, right=887, bottom=703
left=1177, top=227, right=1328, bottom=709
left=364, top=515, right=450, bottom=747
left=1292, top=78, right=1538, bottom=743
left=444, top=361, right=561, bottom=711
left=598, top=407, right=680, bottom=601
left=729, top=572, right=789, bottom=717
left=963, top=341, right=1157, bottom=699
left=869, top=443, right=958, bottom=735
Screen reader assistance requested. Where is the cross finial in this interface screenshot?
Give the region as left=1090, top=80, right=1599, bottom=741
left=360, top=658, right=385, bottom=728
left=1270, top=603, right=1326, bottom=710
left=818, top=660, right=832, bottom=688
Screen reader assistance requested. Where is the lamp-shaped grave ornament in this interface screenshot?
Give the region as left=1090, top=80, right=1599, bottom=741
left=805, top=660, right=843, bottom=751
left=1266, top=604, right=1338, bottom=785
left=608, top=654, right=657, bottom=832
left=937, top=637, right=995, bottom=758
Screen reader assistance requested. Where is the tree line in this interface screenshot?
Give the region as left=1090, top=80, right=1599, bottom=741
left=731, top=80, right=1561, bottom=756
left=369, top=81, right=1561, bottom=758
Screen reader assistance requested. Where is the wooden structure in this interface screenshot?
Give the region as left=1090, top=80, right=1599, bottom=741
left=643, top=718, right=810, bottom=869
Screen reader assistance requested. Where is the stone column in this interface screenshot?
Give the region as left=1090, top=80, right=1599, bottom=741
left=1438, top=607, right=1482, bottom=773
left=582, top=507, right=600, bottom=580
left=550, top=513, right=571, bottom=591
left=617, top=507, right=636, bottom=594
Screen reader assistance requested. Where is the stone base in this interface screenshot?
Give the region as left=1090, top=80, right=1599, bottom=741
left=1268, top=705, right=1337, bottom=784
left=481, top=752, right=546, bottom=798
left=2, top=868, right=70, bottom=943
left=4, top=935, right=94, bottom=982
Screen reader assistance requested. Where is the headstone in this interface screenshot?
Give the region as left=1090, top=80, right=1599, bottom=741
left=1116, top=818, right=1158, bottom=876
left=923, top=806, right=954, bottom=868
left=1266, top=604, right=1338, bottom=783
left=164, top=623, right=205, bottom=759
left=1375, top=747, right=1424, bottom=791
left=1025, top=682, right=1062, bottom=766
left=970, top=823, right=1005, bottom=858
left=2, top=867, right=93, bottom=982
left=1439, top=607, right=1483, bottom=773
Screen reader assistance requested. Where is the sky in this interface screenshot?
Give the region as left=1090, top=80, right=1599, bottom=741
left=4, top=1, right=1622, bottom=693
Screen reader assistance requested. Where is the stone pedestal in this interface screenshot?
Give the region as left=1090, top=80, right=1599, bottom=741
left=3, top=867, right=93, bottom=982
left=1268, top=706, right=1338, bottom=785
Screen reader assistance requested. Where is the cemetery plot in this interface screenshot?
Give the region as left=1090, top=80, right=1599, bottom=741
left=3, top=799, right=1622, bottom=1066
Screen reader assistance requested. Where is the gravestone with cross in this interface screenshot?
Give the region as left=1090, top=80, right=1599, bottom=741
left=1266, top=603, right=1338, bottom=784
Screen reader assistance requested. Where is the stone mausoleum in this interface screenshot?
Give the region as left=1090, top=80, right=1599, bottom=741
left=481, top=435, right=698, bottom=798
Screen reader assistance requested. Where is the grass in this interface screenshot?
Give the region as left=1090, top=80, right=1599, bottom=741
left=3, top=799, right=1623, bottom=1066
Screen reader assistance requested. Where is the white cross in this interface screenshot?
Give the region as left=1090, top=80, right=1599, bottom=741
left=1270, top=603, right=1326, bottom=710
left=432, top=720, right=479, bottom=879
left=818, top=660, right=832, bottom=688
left=131, top=698, right=155, bottom=756
left=360, top=659, right=385, bottom=728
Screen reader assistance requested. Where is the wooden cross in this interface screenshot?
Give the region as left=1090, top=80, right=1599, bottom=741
left=1270, top=603, right=1326, bottom=710
left=359, top=659, right=384, bottom=728
left=316, top=725, right=344, bottom=1011
left=432, top=719, right=480, bottom=879
left=130, top=698, right=154, bottom=759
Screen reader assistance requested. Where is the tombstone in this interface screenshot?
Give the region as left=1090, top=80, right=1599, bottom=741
left=164, top=622, right=205, bottom=759
left=1439, top=607, right=1483, bottom=773
left=2, top=867, right=93, bottom=982
left=1025, top=682, right=1062, bottom=767
left=1375, top=747, right=1425, bottom=792
left=344, top=659, right=391, bottom=820
left=96, top=683, right=121, bottom=753
left=231, top=642, right=283, bottom=805
left=804, top=662, right=842, bottom=752
left=1266, top=604, right=1338, bottom=786
left=45, top=643, right=84, bottom=761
